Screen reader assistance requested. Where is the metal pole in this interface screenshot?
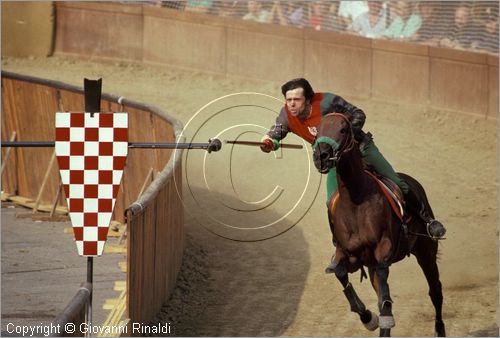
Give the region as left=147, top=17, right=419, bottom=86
left=86, top=257, right=93, bottom=337
left=0, top=141, right=217, bottom=149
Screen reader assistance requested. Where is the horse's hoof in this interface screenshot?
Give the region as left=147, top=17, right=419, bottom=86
left=435, top=320, right=446, bottom=337
left=362, top=310, right=379, bottom=331
left=379, top=328, right=391, bottom=337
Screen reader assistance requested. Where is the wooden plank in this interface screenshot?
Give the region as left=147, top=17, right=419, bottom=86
left=49, top=180, right=63, bottom=217
left=104, top=244, right=127, bottom=254
left=12, top=82, right=60, bottom=201
left=151, top=114, right=174, bottom=170
left=114, top=281, right=126, bottom=291
left=1, top=192, right=13, bottom=201
left=154, top=184, right=168, bottom=311
left=58, top=88, right=85, bottom=111
left=117, top=167, right=153, bottom=245
left=33, top=151, right=56, bottom=213
left=127, top=209, right=144, bottom=324
left=118, top=261, right=127, bottom=273
left=7, top=195, right=68, bottom=214
left=1, top=131, right=17, bottom=174
left=141, top=205, right=157, bottom=322
left=2, top=78, right=20, bottom=195
left=103, top=298, right=120, bottom=310
left=100, top=289, right=127, bottom=337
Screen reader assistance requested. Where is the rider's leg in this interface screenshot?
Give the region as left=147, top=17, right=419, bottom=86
left=360, top=136, right=409, bottom=194
left=404, top=188, right=447, bottom=238
left=326, top=167, right=338, bottom=206
left=326, top=168, right=339, bottom=273
left=361, top=136, right=446, bottom=239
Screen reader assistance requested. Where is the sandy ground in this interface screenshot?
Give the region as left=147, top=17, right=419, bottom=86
left=2, top=56, right=498, bottom=337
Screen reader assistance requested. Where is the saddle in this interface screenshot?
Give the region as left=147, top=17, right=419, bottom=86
left=365, top=171, right=406, bottom=222
left=329, top=170, right=406, bottom=222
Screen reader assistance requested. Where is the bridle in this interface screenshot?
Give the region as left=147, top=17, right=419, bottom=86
left=313, top=113, right=356, bottom=164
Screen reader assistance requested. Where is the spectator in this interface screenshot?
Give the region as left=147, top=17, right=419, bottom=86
left=160, top=1, right=185, bottom=10
left=337, top=1, right=368, bottom=29
left=440, top=4, right=476, bottom=49
left=308, top=1, right=328, bottom=31
left=472, top=7, right=499, bottom=53
left=350, top=1, right=387, bottom=38
left=214, top=0, right=239, bottom=18
left=185, top=0, right=213, bottom=14
left=242, top=0, right=272, bottom=23
left=412, top=1, right=441, bottom=44
left=325, top=2, right=347, bottom=32
left=270, top=1, right=304, bottom=27
left=286, top=1, right=305, bottom=27
left=384, top=1, right=422, bottom=39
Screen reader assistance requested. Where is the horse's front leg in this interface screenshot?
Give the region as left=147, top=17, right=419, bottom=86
left=374, top=263, right=394, bottom=337
left=332, top=259, right=379, bottom=332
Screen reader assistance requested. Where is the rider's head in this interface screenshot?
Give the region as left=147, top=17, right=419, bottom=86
left=281, top=78, right=315, bottom=117
left=281, top=78, right=315, bottom=102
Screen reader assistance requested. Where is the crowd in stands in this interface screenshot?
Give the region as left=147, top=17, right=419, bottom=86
left=155, top=1, right=498, bottom=54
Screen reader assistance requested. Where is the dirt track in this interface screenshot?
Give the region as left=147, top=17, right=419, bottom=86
left=2, top=56, right=498, bottom=336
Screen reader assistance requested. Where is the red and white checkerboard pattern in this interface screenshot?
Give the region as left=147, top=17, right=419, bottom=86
left=55, top=112, right=128, bottom=256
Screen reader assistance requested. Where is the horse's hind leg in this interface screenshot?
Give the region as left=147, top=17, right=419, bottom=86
left=333, top=262, right=379, bottom=331
left=415, top=240, right=446, bottom=336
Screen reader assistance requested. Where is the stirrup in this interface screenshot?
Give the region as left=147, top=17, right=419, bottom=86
left=426, top=219, right=446, bottom=239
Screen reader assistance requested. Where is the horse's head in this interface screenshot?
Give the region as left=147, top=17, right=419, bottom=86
left=313, top=113, right=354, bottom=173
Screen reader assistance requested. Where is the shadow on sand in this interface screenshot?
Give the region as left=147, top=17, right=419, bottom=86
left=153, top=186, right=311, bottom=336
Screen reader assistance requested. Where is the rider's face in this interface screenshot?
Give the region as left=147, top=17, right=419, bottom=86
left=285, top=88, right=307, bottom=116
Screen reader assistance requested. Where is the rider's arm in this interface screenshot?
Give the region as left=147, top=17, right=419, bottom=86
left=261, top=107, right=289, bottom=152
left=327, top=94, right=366, bottom=138
left=266, top=107, right=289, bottom=141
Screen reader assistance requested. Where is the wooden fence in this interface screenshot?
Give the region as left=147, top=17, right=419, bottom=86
left=1, top=71, right=185, bottom=328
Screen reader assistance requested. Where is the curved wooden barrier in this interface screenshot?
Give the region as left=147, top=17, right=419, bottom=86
left=51, top=2, right=498, bottom=119
left=1, top=71, right=185, bottom=328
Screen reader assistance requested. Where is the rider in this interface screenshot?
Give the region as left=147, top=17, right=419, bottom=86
left=260, top=78, right=446, bottom=239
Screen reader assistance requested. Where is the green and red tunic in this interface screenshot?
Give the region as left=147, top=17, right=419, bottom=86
left=267, top=92, right=366, bottom=144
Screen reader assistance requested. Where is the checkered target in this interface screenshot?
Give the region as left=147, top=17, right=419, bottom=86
left=55, top=112, right=128, bottom=256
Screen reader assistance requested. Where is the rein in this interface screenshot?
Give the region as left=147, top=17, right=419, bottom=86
left=313, top=113, right=356, bottom=160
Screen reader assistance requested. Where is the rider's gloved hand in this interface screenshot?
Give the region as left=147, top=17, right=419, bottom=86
left=260, top=137, right=278, bottom=153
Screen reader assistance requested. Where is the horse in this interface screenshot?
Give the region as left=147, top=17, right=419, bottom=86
left=312, top=113, right=445, bottom=337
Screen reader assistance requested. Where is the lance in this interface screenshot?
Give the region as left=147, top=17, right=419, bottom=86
left=224, top=140, right=303, bottom=149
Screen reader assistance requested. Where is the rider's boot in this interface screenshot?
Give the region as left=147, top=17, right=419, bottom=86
left=404, top=188, right=446, bottom=239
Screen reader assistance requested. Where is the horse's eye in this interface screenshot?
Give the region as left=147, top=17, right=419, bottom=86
left=340, top=128, right=346, bottom=134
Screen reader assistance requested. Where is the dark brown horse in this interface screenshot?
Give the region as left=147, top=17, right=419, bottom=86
left=312, top=113, right=445, bottom=337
